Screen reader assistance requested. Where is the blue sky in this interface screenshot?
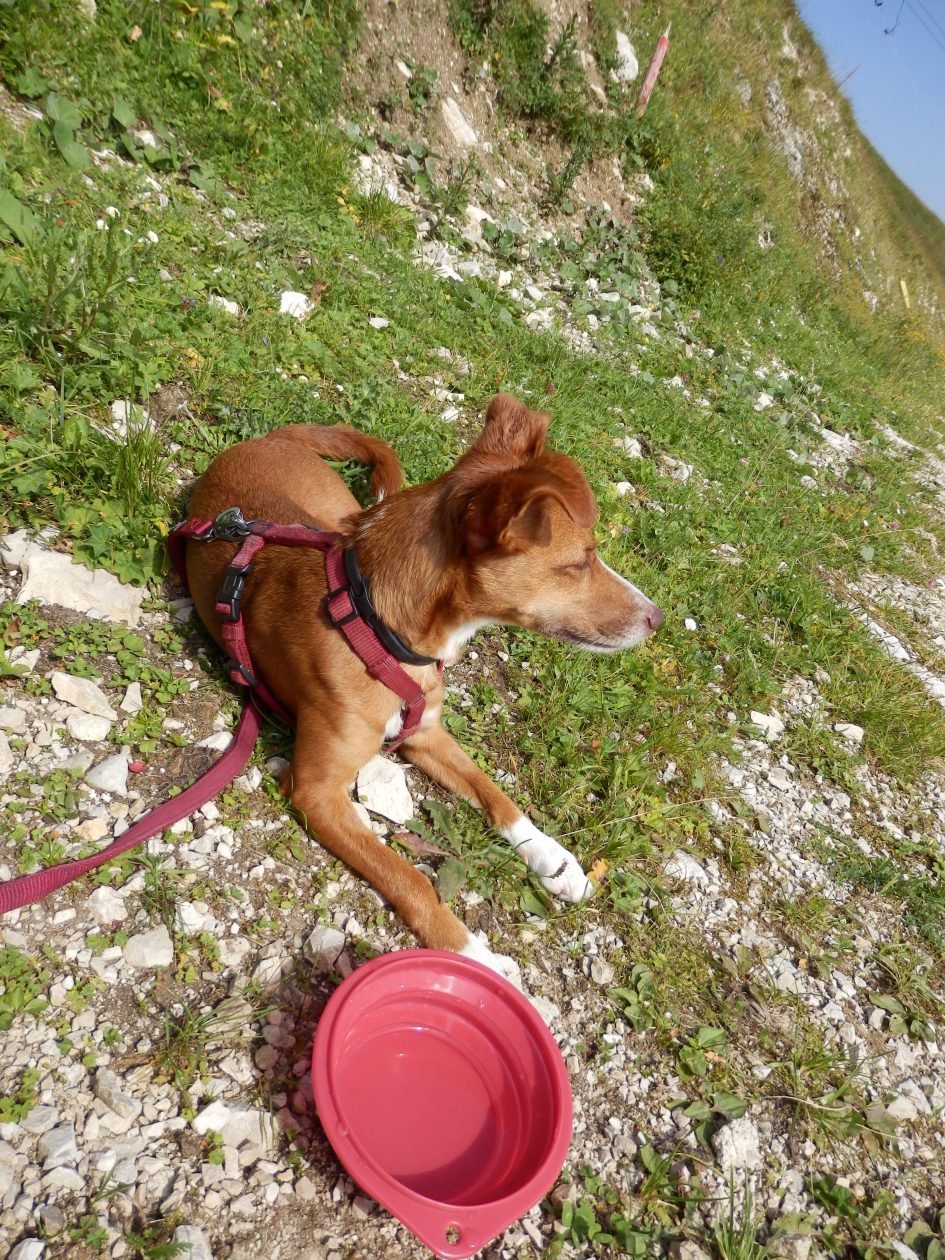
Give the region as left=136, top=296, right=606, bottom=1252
left=795, top=0, right=945, bottom=223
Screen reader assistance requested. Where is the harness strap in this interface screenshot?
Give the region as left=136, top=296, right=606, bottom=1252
left=324, top=546, right=428, bottom=744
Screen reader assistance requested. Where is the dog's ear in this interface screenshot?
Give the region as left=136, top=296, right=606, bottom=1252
left=470, top=394, right=550, bottom=466
left=461, top=458, right=598, bottom=556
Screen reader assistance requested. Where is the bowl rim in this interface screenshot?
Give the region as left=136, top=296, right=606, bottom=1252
left=312, top=949, right=573, bottom=1258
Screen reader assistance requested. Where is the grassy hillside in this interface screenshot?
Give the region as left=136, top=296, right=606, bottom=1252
left=1, top=0, right=945, bottom=1256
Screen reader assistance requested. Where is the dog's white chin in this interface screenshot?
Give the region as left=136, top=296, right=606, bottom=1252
left=544, top=625, right=654, bottom=653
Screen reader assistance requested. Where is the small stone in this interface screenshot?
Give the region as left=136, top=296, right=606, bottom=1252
left=711, top=1115, right=761, bottom=1171
left=750, top=710, right=784, bottom=739
left=664, top=851, right=709, bottom=886
left=669, top=1244, right=712, bottom=1260
left=0, top=732, right=14, bottom=779
left=86, top=885, right=128, bottom=925
left=612, top=31, right=639, bottom=82
left=303, top=926, right=347, bottom=969
left=590, top=958, right=614, bottom=986
left=38, top=1123, right=79, bottom=1169
left=50, top=672, right=117, bottom=720
left=767, top=767, right=792, bottom=792
left=74, top=817, right=109, bottom=844
left=886, top=1094, right=918, bottom=1121
left=20, top=1104, right=59, bottom=1134
left=218, top=936, right=251, bottom=968
left=172, top=1225, right=213, bottom=1260
left=295, top=1176, right=317, bottom=1201
left=208, top=294, right=240, bottom=316
left=441, top=96, right=477, bottom=147
left=120, top=682, right=143, bottom=715
left=0, top=705, right=26, bottom=732
left=123, top=924, right=174, bottom=969
left=279, top=290, right=313, bottom=319
left=834, top=722, right=864, bottom=745
left=356, top=756, right=413, bottom=824
left=768, top=1236, right=812, bottom=1260
left=94, top=1069, right=142, bottom=1121
left=9, top=1242, right=46, bottom=1260
left=85, top=754, right=129, bottom=795
left=66, top=711, right=113, bottom=741
left=368, top=317, right=389, bottom=330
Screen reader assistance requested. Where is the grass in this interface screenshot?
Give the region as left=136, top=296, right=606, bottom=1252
left=2, top=0, right=945, bottom=1253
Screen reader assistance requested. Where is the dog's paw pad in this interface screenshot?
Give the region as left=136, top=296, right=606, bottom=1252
left=541, top=857, right=595, bottom=904
left=459, top=934, right=523, bottom=989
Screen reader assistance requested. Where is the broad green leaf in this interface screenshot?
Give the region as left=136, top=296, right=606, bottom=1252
left=712, top=1090, right=748, bottom=1119
left=0, top=190, right=37, bottom=244
left=436, top=856, right=466, bottom=902
left=112, top=98, right=137, bottom=128
left=869, top=992, right=905, bottom=1015
left=45, top=92, right=82, bottom=128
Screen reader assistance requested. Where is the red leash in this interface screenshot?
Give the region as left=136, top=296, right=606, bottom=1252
left=0, top=508, right=437, bottom=914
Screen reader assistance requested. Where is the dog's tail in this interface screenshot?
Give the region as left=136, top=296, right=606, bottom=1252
left=262, top=424, right=403, bottom=500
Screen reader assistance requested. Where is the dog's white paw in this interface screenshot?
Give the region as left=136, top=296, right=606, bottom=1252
left=458, top=932, right=523, bottom=989
left=504, top=817, right=594, bottom=903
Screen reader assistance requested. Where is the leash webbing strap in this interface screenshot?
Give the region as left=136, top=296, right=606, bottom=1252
left=0, top=704, right=263, bottom=915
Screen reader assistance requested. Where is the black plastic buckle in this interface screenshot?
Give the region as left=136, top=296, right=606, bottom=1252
left=217, top=563, right=251, bottom=621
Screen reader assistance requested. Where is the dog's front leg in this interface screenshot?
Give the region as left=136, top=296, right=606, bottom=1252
left=399, top=720, right=593, bottom=903
left=286, top=713, right=522, bottom=981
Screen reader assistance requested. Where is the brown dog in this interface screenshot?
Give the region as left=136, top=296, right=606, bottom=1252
left=185, top=395, right=663, bottom=977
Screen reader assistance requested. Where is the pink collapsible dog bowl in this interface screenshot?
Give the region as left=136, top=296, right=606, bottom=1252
left=312, top=949, right=573, bottom=1259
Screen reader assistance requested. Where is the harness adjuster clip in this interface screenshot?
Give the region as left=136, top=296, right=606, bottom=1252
left=211, top=506, right=256, bottom=542
left=327, top=590, right=359, bottom=628
left=218, top=563, right=252, bottom=621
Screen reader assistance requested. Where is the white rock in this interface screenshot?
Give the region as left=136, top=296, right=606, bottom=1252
left=51, top=672, right=117, bottom=720
left=834, top=722, right=864, bottom=745
left=463, top=204, right=495, bottom=244
left=94, top=1069, right=142, bottom=1121
left=74, top=817, right=109, bottom=843
left=0, top=705, right=26, bottom=732
left=123, top=924, right=174, bottom=968
left=356, top=755, right=414, bottom=824
left=218, top=936, right=251, bottom=968
left=197, top=731, right=233, bottom=751
left=173, top=1226, right=213, bottom=1260
left=441, top=96, right=478, bottom=147
left=615, top=481, right=634, bottom=497
left=0, top=731, right=13, bottom=779
left=1, top=530, right=143, bottom=624
left=65, top=711, right=113, bottom=741
left=86, top=885, right=128, bottom=925
left=612, top=32, right=639, bottom=82
left=711, top=1114, right=761, bottom=1171
left=767, top=767, right=792, bottom=792
left=120, top=682, right=143, bottom=715
left=750, top=710, right=785, bottom=739
left=754, top=392, right=775, bottom=411
left=84, top=754, right=129, bottom=795
left=38, top=1123, right=79, bottom=1168
left=616, top=435, right=644, bottom=459
left=368, top=316, right=389, bottom=329
left=664, top=851, right=709, bottom=886
left=208, top=294, right=240, bottom=316
left=192, top=1099, right=231, bottom=1135
left=279, top=290, right=313, bottom=319
left=193, top=1101, right=275, bottom=1151
left=10, top=1242, right=46, bottom=1260
left=303, top=925, right=347, bottom=969
left=590, top=958, right=614, bottom=986
left=886, top=1094, right=918, bottom=1121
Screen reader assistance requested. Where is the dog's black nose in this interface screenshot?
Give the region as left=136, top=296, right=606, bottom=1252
left=647, top=605, right=665, bottom=631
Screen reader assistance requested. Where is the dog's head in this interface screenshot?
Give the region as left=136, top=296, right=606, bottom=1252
left=447, top=394, right=663, bottom=652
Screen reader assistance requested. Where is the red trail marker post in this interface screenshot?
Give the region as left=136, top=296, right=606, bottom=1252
left=635, top=23, right=672, bottom=116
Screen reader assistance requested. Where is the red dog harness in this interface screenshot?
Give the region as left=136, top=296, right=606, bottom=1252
left=167, top=507, right=438, bottom=746
left=0, top=508, right=438, bottom=913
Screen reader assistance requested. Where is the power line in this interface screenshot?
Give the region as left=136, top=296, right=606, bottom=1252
left=903, top=0, right=945, bottom=55
left=910, top=0, right=945, bottom=43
